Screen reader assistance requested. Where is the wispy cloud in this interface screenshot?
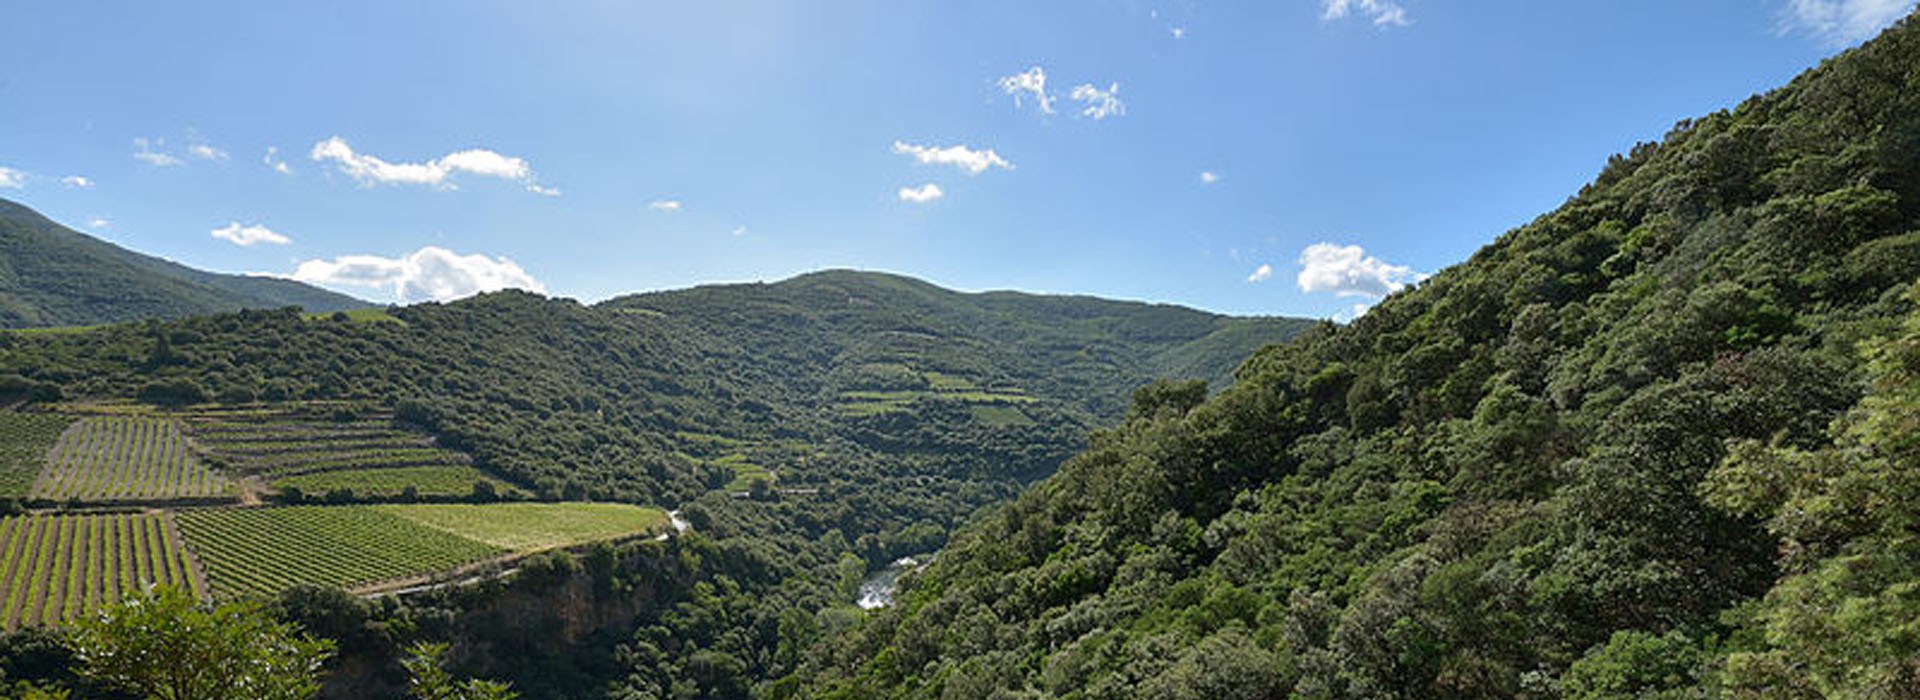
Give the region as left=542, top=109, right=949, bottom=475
left=648, top=199, right=683, bottom=211
left=1247, top=263, right=1274, bottom=283
left=1781, top=0, right=1913, bottom=44
left=1296, top=242, right=1424, bottom=298
left=290, top=246, right=545, bottom=303
left=898, top=183, right=944, bottom=203
left=132, top=138, right=183, bottom=167
left=309, top=137, right=558, bottom=195
left=0, top=167, right=25, bottom=189
left=731, top=226, right=748, bottom=237
left=264, top=146, right=293, bottom=174
left=188, top=144, right=228, bottom=161
left=61, top=175, right=93, bottom=189
left=1199, top=171, right=1220, bottom=185
left=1070, top=83, right=1125, bottom=120
left=892, top=141, right=1013, bottom=175
left=997, top=66, right=1054, bottom=115
left=87, top=217, right=110, bottom=229
left=1323, top=0, right=1412, bottom=27
left=211, top=222, right=292, bottom=247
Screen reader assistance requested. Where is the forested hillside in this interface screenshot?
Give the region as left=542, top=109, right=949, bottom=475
left=0, top=269, right=1307, bottom=698
left=791, top=15, right=1920, bottom=700
left=0, top=198, right=368, bottom=328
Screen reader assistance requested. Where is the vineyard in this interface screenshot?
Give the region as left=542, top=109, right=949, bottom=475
left=272, top=465, right=517, bottom=499
left=378, top=503, right=670, bottom=551
left=32, top=416, right=231, bottom=502
left=0, top=512, right=200, bottom=629
left=0, top=413, right=71, bottom=497
left=175, top=506, right=504, bottom=597
left=183, top=407, right=522, bottom=499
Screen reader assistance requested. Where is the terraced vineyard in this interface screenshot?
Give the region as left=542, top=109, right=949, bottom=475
left=0, top=413, right=71, bottom=497
left=184, top=408, right=521, bottom=498
left=273, top=466, right=517, bottom=499
left=0, top=512, right=200, bottom=629
left=176, top=506, right=505, bottom=597
left=32, top=416, right=231, bottom=502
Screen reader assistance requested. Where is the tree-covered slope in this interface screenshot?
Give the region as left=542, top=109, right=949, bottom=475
left=0, top=198, right=369, bottom=328
left=792, top=14, right=1920, bottom=700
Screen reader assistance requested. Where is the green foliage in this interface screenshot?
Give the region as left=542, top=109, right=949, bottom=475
left=71, top=585, right=334, bottom=700
left=404, top=642, right=516, bottom=700
left=790, top=13, right=1920, bottom=700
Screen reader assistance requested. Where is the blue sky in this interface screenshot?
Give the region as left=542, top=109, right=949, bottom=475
left=0, top=1, right=1911, bottom=318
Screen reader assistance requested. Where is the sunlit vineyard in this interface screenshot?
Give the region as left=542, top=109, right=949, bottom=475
left=0, top=512, right=199, bottom=629
left=0, top=413, right=71, bottom=497
left=380, top=503, right=670, bottom=551
left=175, top=506, right=504, bottom=597
left=272, top=465, right=517, bottom=499
left=32, top=416, right=231, bottom=502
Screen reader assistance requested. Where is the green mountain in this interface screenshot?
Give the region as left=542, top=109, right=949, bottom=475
left=792, top=15, right=1920, bottom=700
left=0, top=198, right=370, bottom=328
left=0, top=266, right=1310, bottom=698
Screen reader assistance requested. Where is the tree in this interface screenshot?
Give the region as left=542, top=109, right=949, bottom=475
left=402, top=642, right=516, bottom=700
left=71, top=586, right=334, bottom=700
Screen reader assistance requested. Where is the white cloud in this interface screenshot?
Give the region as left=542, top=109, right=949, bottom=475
left=1782, top=0, right=1913, bottom=44
left=61, top=175, right=93, bottom=189
left=264, top=146, right=293, bottom=174
left=891, top=141, right=1013, bottom=175
left=997, top=66, right=1054, bottom=114
left=648, top=199, right=683, bottom=211
left=1070, top=83, right=1125, bottom=120
left=210, top=222, right=292, bottom=247
left=188, top=144, right=228, bottom=161
left=309, top=137, right=557, bottom=195
left=898, top=183, right=944, bottom=203
left=1171, top=26, right=1188, bottom=39
left=0, top=167, right=25, bottom=189
left=210, top=223, right=291, bottom=247
left=1247, top=263, right=1274, bottom=283
left=290, top=246, right=545, bottom=303
left=1296, top=242, right=1424, bottom=298
left=1323, top=0, right=1412, bottom=27
left=87, top=217, right=110, bottom=229
left=1200, top=171, right=1220, bottom=184
left=133, top=138, right=183, bottom=167
left=731, top=226, right=748, bottom=237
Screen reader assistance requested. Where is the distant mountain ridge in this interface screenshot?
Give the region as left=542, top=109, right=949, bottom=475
left=0, top=198, right=370, bottom=328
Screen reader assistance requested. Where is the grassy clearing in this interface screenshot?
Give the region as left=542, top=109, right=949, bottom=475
left=0, top=413, right=72, bottom=497
left=302, top=308, right=406, bottom=325
left=378, top=503, right=669, bottom=551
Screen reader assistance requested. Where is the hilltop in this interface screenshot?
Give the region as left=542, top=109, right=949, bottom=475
left=0, top=198, right=369, bottom=328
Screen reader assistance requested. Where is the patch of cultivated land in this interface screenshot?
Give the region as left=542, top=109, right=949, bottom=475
left=177, top=503, right=669, bottom=598
left=272, top=465, right=518, bottom=499
left=378, top=503, right=669, bottom=551
left=33, top=416, right=231, bottom=502
left=0, top=512, right=199, bottom=629
left=0, top=413, right=71, bottom=497
left=176, top=506, right=504, bottom=598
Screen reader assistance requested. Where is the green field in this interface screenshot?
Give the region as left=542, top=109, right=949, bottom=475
left=378, top=503, right=669, bottom=551
left=0, top=413, right=72, bottom=497
left=32, top=416, right=230, bottom=502
left=833, top=387, right=1037, bottom=417
left=0, top=512, right=199, bottom=629
left=176, top=506, right=504, bottom=598
left=272, top=466, right=520, bottom=499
